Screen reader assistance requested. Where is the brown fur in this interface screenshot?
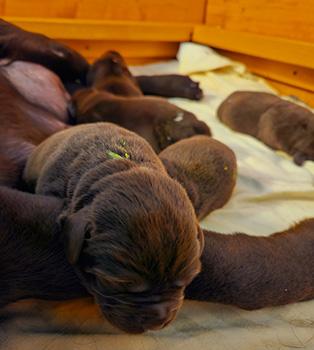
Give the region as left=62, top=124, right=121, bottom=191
left=0, top=186, right=88, bottom=308
left=159, top=135, right=237, bottom=220
left=86, top=51, right=142, bottom=97
left=23, top=123, right=203, bottom=334
left=43, top=218, right=314, bottom=329
left=71, top=51, right=211, bottom=153
left=0, top=23, right=209, bottom=185
left=0, top=18, right=89, bottom=84
left=87, top=51, right=203, bottom=100
left=2, top=185, right=314, bottom=332
left=0, top=69, right=68, bottom=187
left=218, top=91, right=314, bottom=165
left=136, top=74, right=203, bottom=100
left=186, top=219, right=314, bottom=309
left=0, top=18, right=89, bottom=186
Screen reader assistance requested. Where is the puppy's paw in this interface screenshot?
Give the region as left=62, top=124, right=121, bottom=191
left=173, top=75, right=203, bottom=100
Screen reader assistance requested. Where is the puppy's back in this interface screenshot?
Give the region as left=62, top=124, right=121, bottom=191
left=23, top=122, right=164, bottom=197
left=218, top=91, right=280, bottom=136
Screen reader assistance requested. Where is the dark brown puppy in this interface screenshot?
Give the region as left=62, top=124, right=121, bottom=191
left=0, top=18, right=89, bottom=84
left=23, top=123, right=203, bottom=334
left=71, top=51, right=210, bottom=153
left=87, top=50, right=203, bottom=99
left=71, top=88, right=211, bottom=153
left=3, top=185, right=314, bottom=332
left=159, top=135, right=237, bottom=220
left=86, top=51, right=142, bottom=97
left=218, top=91, right=314, bottom=165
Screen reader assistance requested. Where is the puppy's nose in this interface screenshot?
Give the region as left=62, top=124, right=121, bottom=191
left=153, top=302, right=169, bottom=320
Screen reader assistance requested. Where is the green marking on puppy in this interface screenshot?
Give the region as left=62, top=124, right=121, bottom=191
left=108, top=151, right=123, bottom=159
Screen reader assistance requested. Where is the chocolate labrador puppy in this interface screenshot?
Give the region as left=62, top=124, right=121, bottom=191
left=70, top=51, right=211, bottom=153
left=2, top=184, right=314, bottom=333
left=86, top=50, right=203, bottom=100
left=23, top=122, right=204, bottom=334
left=218, top=91, right=314, bottom=165
left=159, top=135, right=237, bottom=220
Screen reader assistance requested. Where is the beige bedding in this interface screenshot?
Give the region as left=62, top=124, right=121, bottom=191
left=2, top=43, right=314, bottom=350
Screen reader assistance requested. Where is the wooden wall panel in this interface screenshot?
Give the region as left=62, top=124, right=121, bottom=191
left=57, top=40, right=180, bottom=64
left=5, top=17, right=189, bottom=63
left=193, top=26, right=314, bottom=70
left=216, top=50, right=314, bottom=108
left=6, top=18, right=194, bottom=41
left=2, top=0, right=207, bottom=23
left=206, top=0, right=314, bottom=42
left=264, top=79, right=314, bottom=109
left=217, top=50, right=314, bottom=94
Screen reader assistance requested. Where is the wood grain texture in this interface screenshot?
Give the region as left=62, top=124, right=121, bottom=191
left=205, top=0, right=314, bottom=42
left=1, top=0, right=206, bottom=23
left=193, top=25, right=314, bottom=70
left=217, top=50, right=314, bottom=94
left=57, top=39, right=179, bottom=63
left=264, top=79, right=314, bottom=109
left=4, top=17, right=194, bottom=41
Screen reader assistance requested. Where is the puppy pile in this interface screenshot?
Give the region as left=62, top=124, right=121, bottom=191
left=1, top=18, right=314, bottom=336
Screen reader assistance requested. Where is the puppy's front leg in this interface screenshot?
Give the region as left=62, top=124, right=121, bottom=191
left=136, top=74, right=203, bottom=100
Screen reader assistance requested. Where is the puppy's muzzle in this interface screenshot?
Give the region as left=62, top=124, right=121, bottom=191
left=92, top=290, right=184, bottom=334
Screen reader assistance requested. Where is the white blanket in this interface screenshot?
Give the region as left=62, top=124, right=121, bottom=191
left=2, top=42, right=314, bottom=350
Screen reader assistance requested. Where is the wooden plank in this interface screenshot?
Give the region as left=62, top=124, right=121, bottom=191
left=4, top=17, right=194, bottom=42
left=75, top=0, right=206, bottom=23
left=57, top=40, right=179, bottom=63
left=217, top=50, right=314, bottom=94
left=3, top=0, right=78, bottom=18
left=125, top=57, right=173, bottom=66
left=2, top=0, right=206, bottom=23
left=205, top=0, right=314, bottom=42
left=264, top=78, right=314, bottom=109
left=193, top=25, right=314, bottom=70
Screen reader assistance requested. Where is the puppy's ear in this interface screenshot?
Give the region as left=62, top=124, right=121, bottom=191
left=62, top=208, right=91, bottom=265
left=197, top=224, right=205, bottom=255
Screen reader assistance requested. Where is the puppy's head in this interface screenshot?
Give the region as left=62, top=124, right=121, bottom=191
left=62, top=166, right=203, bottom=333
left=262, top=101, right=314, bottom=166
left=292, top=136, right=314, bottom=165
left=87, top=51, right=136, bottom=87
left=154, top=107, right=211, bottom=152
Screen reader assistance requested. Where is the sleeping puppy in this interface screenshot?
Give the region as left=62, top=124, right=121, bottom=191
left=23, top=122, right=204, bottom=334
left=3, top=183, right=314, bottom=333
left=0, top=18, right=89, bottom=84
left=159, top=135, right=237, bottom=220
left=71, top=89, right=211, bottom=153
left=218, top=91, right=314, bottom=165
left=70, top=51, right=211, bottom=153
left=86, top=50, right=203, bottom=100
left=86, top=51, right=142, bottom=97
